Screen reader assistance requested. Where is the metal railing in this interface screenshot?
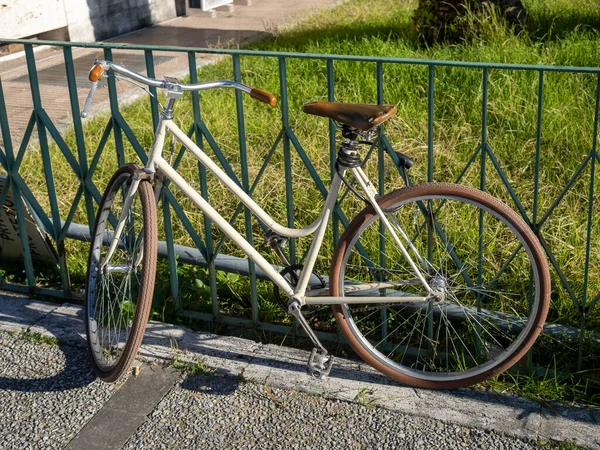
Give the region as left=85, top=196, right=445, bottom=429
left=0, top=39, right=599, bottom=370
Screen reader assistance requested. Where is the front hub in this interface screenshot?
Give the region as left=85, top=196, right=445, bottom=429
left=428, top=274, right=448, bottom=301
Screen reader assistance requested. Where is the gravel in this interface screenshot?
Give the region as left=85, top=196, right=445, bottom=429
left=122, top=374, right=549, bottom=450
left=0, top=330, right=117, bottom=450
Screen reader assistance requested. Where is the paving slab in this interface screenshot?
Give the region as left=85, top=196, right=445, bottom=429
left=64, top=364, right=181, bottom=450
left=0, top=295, right=60, bottom=333
left=29, top=303, right=87, bottom=348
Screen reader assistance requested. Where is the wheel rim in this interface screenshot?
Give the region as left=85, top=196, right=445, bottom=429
left=338, top=193, right=543, bottom=383
left=87, top=172, right=147, bottom=372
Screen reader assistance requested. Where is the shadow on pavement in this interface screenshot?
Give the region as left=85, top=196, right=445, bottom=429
left=0, top=338, right=97, bottom=392
left=179, top=371, right=240, bottom=396
left=0, top=303, right=96, bottom=392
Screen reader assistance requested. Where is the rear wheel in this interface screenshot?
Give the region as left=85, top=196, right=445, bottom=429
left=84, top=164, right=157, bottom=383
left=330, top=183, right=550, bottom=389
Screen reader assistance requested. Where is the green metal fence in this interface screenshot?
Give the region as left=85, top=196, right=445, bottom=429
left=0, top=39, right=599, bottom=370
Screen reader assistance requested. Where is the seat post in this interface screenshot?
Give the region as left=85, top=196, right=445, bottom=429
left=337, top=126, right=365, bottom=168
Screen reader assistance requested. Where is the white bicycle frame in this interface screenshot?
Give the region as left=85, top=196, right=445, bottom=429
left=99, top=76, right=434, bottom=308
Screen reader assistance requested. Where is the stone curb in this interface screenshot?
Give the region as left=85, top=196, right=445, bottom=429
left=1, top=295, right=598, bottom=449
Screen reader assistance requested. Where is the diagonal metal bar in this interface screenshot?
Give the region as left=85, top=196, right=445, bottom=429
left=161, top=188, right=208, bottom=259
left=380, top=134, right=402, bottom=169
left=287, top=126, right=352, bottom=230
left=0, top=147, right=7, bottom=170
left=452, top=145, right=483, bottom=186
left=165, top=124, right=194, bottom=174
left=537, top=232, right=581, bottom=310
left=113, top=112, right=148, bottom=163
left=87, top=119, right=114, bottom=180
left=0, top=78, right=14, bottom=169
left=58, top=184, right=84, bottom=241
left=12, top=112, right=36, bottom=175
left=37, top=109, right=82, bottom=175
left=10, top=173, right=54, bottom=233
left=589, top=290, right=600, bottom=311
left=485, top=144, right=532, bottom=225
left=195, top=120, right=242, bottom=188
left=538, top=153, right=591, bottom=228
left=212, top=129, right=283, bottom=258
left=286, top=127, right=328, bottom=198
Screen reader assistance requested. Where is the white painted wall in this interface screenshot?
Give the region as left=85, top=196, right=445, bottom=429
left=0, top=0, right=68, bottom=39
left=1, top=0, right=178, bottom=42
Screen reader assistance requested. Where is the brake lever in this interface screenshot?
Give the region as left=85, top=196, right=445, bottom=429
left=80, top=62, right=105, bottom=118
left=80, top=81, right=98, bottom=118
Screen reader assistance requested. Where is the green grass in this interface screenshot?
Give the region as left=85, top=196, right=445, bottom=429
left=172, top=357, right=213, bottom=376
left=20, top=331, right=59, bottom=346
left=2, top=0, right=600, bottom=404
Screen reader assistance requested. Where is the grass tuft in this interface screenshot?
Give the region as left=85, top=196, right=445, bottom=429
left=20, top=331, right=59, bottom=346
left=172, top=357, right=213, bottom=376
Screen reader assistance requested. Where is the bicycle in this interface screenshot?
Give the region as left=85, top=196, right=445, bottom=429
left=81, top=60, right=550, bottom=389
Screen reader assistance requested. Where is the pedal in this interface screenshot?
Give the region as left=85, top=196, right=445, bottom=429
left=307, top=348, right=334, bottom=379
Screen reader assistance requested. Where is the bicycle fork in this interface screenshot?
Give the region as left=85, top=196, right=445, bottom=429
left=100, top=170, right=145, bottom=271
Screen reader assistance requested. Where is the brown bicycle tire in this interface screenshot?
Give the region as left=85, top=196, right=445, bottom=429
left=330, top=182, right=550, bottom=389
left=84, top=164, right=158, bottom=383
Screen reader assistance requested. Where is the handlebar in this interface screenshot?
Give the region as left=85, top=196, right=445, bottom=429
left=80, top=59, right=277, bottom=118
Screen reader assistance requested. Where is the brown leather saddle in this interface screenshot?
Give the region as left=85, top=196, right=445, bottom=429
left=302, top=101, right=397, bottom=132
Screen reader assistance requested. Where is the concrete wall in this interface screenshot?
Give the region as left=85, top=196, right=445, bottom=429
left=68, top=0, right=178, bottom=42
left=0, top=0, right=68, bottom=40
left=1, top=0, right=178, bottom=42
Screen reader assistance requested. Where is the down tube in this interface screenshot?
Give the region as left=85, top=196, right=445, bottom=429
left=154, top=157, right=295, bottom=297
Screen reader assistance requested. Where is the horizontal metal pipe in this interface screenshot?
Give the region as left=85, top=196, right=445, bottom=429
left=1, top=39, right=598, bottom=74
left=61, top=221, right=296, bottom=281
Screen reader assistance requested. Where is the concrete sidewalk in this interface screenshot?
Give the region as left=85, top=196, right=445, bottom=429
left=0, top=0, right=341, bottom=145
left=0, top=294, right=598, bottom=449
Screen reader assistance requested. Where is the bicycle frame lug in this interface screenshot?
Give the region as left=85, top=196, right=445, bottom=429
left=133, top=168, right=154, bottom=181
left=308, top=348, right=334, bottom=379
left=266, top=231, right=290, bottom=266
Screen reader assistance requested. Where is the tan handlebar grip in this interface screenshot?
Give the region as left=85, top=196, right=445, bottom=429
left=250, top=88, right=277, bottom=107
left=89, top=64, right=104, bottom=82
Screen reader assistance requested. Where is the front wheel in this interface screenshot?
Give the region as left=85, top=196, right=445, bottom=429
left=84, top=164, right=158, bottom=382
left=330, top=183, right=550, bottom=389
